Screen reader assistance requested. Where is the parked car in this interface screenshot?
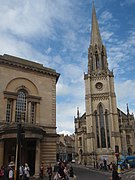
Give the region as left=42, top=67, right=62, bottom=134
left=118, top=156, right=135, bottom=168
left=71, top=159, right=75, bottom=163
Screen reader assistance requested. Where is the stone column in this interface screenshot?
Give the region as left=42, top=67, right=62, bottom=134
left=0, top=142, right=4, bottom=166
left=34, top=139, right=40, bottom=178
left=3, top=98, right=7, bottom=122
left=27, top=102, right=31, bottom=123
left=12, top=99, right=16, bottom=122
left=36, top=103, right=40, bottom=124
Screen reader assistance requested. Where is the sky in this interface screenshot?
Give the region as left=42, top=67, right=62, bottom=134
left=0, top=0, right=135, bottom=135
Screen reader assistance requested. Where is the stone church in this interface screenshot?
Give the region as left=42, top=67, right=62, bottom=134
left=74, top=4, right=135, bottom=165
left=0, top=54, right=60, bottom=176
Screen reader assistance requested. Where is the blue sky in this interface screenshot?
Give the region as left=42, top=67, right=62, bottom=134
left=0, top=0, right=135, bottom=135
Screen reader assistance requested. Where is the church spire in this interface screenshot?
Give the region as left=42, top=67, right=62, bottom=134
left=90, top=2, right=102, bottom=47
left=88, top=2, right=108, bottom=73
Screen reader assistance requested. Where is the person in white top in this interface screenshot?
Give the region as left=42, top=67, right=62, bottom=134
left=8, top=166, right=14, bottom=180
left=24, top=163, right=30, bottom=180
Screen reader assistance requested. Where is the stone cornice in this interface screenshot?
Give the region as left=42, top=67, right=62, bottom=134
left=0, top=54, right=60, bottom=82
left=84, top=70, right=114, bottom=80
left=85, top=92, right=109, bottom=101
left=3, top=91, right=41, bottom=102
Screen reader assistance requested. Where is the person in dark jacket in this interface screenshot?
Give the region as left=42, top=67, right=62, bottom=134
left=58, top=162, right=65, bottom=179
left=112, top=164, right=120, bottom=180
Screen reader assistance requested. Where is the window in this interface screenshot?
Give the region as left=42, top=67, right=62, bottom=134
left=101, top=52, right=104, bottom=69
left=95, top=52, right=100, bottom=69
left=5, top=89, right=38, bottom=124
left=99, top=104, right=106, bottom=148
left=15, top=90, right=27, bottom=122
left=6, top=99, right=12, bottom=122
left=79, top=137, right=82, bottom=146
left=31, top=102, right=36, bottom=124
left=95, top=111, right=100, bottom=148
left=105, top=110, right=110, bottom=148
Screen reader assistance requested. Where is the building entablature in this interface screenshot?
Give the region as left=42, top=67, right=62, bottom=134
left=0, top=54, right=60, bottom=82
left=0, top=122, right=45, bottom=140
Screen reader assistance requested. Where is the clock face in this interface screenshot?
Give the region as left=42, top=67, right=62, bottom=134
left=95, top=82, right=103, bottom=90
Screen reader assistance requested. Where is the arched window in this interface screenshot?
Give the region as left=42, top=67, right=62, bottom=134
left=99, top=104, right=106, bottom=148
left=105, top=110, right=110, bottom=148
left=95, top=111, right=100, bottom=148
left=15, top=90, right=27, bottom=122
left=5, top=88, right=38, bottom=124
left=95, top=51, right=100, bottom=69
left=101, top=51, right=104, bottom=69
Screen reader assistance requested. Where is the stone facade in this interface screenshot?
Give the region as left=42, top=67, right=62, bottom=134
left=0, top=54, right=60, bottom=176
left=56, top=134, right=75, bottom=162
left=74, top=4, right=135, bottom=165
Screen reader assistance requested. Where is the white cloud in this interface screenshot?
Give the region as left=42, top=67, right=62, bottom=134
left=45, top=47, right=52, bottom=55
left=100, top=11, right=113, bottom=24
left=120, top=0, right=135, bottom=6
left=58, top=130, right=73, bottom=136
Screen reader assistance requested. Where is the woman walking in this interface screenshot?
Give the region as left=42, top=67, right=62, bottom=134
left=47, top=163, right=52, bottom=180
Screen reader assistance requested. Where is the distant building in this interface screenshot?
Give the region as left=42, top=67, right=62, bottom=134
left=56, top=134, right=75, bottom=162
left=0, top=54, right=60, bottom=176
left=74, top=4, right=135, bottom=165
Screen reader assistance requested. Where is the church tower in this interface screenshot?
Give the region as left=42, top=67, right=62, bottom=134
left=84, top=3, right=121, bottom=162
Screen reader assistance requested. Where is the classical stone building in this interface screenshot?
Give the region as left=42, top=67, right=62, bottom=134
left=56, top=134, right=75, bottom=162
left=0, top=54, right=60, bottom=176
left=74, top=4, right=135, bottom=165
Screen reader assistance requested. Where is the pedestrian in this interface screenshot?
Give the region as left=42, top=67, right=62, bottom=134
left=47, top=163, right=52, bottom=180
left=0, top=165, right=4, bottom=179
left=4, top=165, right=9, bottom=180
left=64, top=165, right=69, bottom=180
left=24, top=163, right=30, bottom=180
left=40, top=162, right=45, bottom=179
left=19, top=165, right=24, bottom=180
left=112, top=164, right=119, bottom=180
left=58, top=162, right=65, bottom=179
left=53, top=162, right=60, bottom=180
left=109, top=162, right=113, bottom=171
left=8, top=162, right=15, bottom=180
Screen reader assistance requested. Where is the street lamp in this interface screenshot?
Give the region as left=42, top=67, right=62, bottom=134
left=15, top=121, right=21, bottom=180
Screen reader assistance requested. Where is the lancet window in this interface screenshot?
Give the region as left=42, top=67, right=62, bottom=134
left=95, top=104, right=110, bottom=148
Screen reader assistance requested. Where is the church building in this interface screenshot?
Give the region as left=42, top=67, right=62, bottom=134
left=74, top=4, right=135, bottom=165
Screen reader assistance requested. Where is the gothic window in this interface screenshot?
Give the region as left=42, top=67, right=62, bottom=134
left=95, top=51, right=100, bottom=69
left=6, top=99, right=13, bottom=122
left=105, top=110, right=110, bottom=148
left=79, top=137, right=82, bottom=146
left=95, top=111, right=100, bottom=148
left=101, top=51, right=104, bottom=69
left=15, top=90, right=27, bottom=122
left=99, top=104, right=106, bottom=148
left=126, top=135, right=130, bottom=145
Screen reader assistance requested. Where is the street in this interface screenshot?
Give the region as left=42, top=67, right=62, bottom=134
left=42, top=164, right=135, bottom=180
left=73, top=164, right=135, bottom=180
left=73, top=165, right=110, bottom=180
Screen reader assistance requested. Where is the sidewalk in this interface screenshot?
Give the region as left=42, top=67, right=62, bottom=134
left=74, top=163, right=132, bottom=175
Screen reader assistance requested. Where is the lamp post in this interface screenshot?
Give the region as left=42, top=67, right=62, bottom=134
left=15, top=121, right=21, bottom=180
left=15, top=113, right=25, bottom=180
